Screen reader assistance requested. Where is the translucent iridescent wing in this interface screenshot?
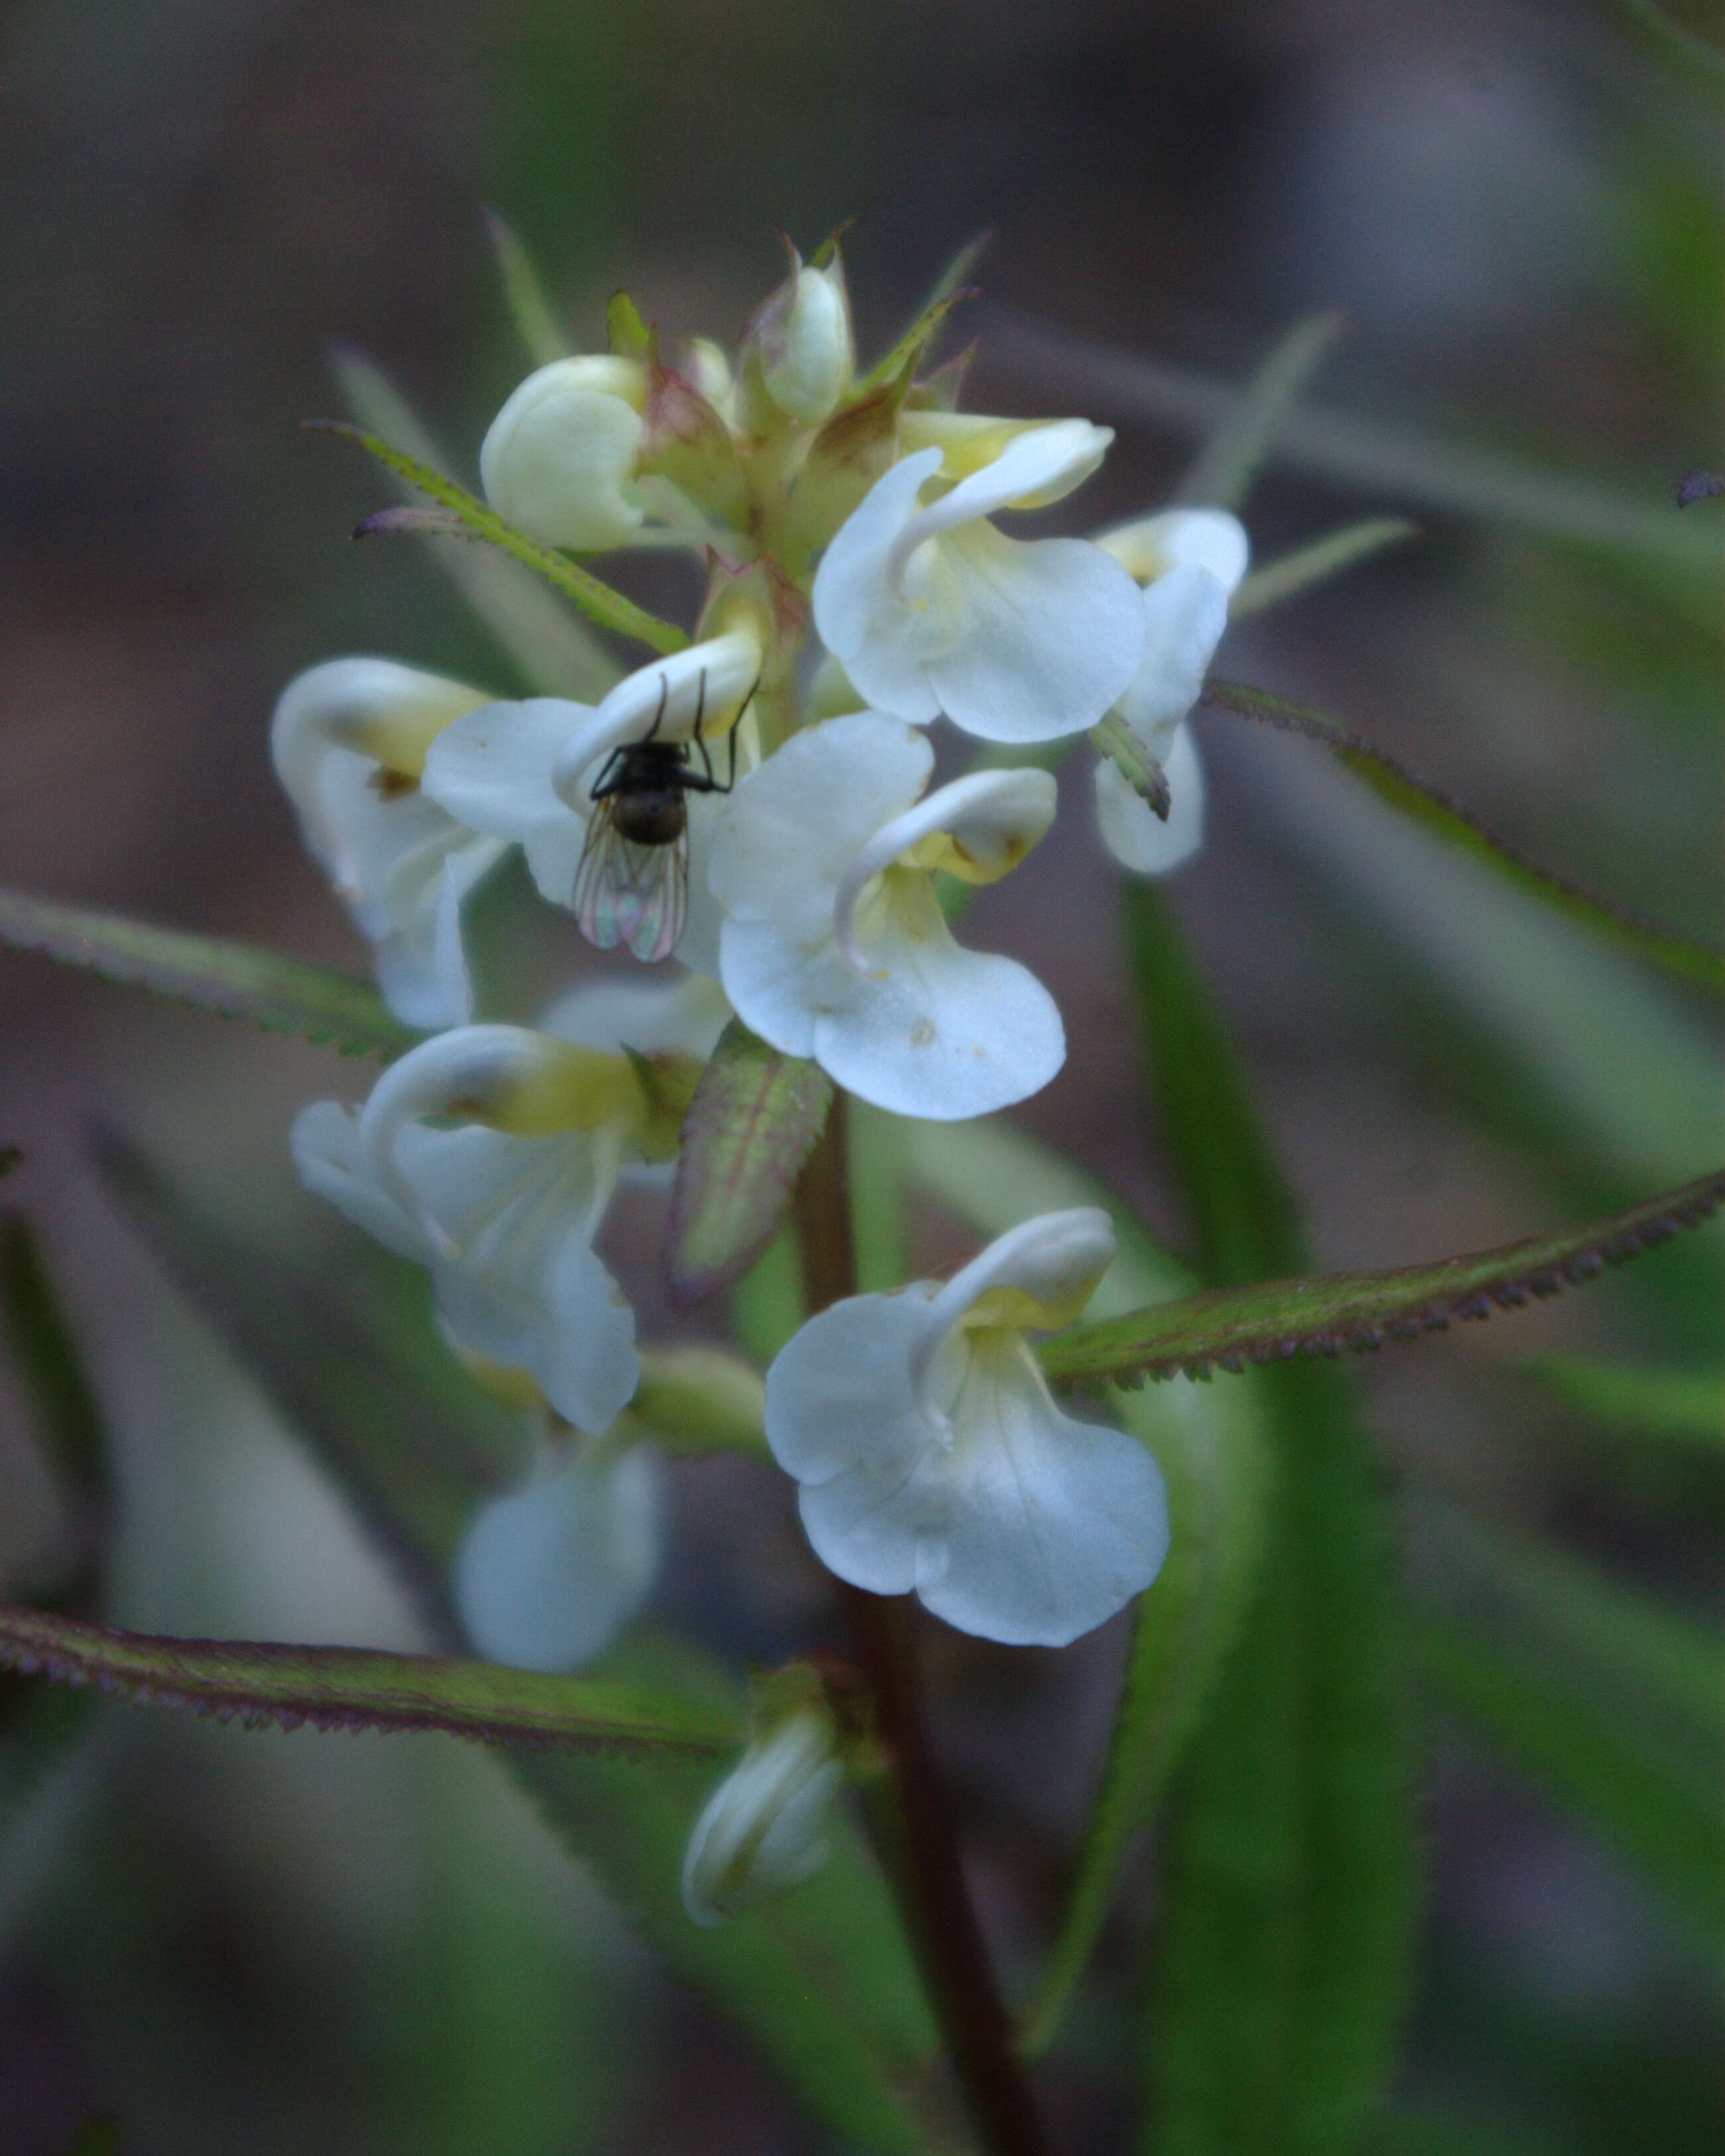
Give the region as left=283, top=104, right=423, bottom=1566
left=573, top=807, right=687, bottom=964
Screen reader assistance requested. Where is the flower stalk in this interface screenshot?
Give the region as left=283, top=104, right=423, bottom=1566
left=792, top=1099, right=1050, bottom=2156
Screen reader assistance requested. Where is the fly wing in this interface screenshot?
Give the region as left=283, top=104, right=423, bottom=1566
left=573, top=809, right=687, bottom=963
left=617, top=832, right=688, bottom=964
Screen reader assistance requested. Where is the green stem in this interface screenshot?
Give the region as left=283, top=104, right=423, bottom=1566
left=793, top=1100, right=1051, bottom=2156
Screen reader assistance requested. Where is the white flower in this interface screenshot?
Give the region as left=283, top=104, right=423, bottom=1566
left=455, top=1436, right=661, bottom=1672
left=419, top=633, right=762, bottom=975
left=681, top=1709, right=843, bottom=1926
left=1091, top=509, right=1250, bottom=876
left=291, top=1012, right=689, bottom=1436
left=810, top=423, right=1144, bottom=743
left=271, top=657, right=506, bottom=1028
left=708, top=712, right=1063, bottom=1118
left=480, top=355, right=647, bottom=553
left=764, top=1209, right=1168, bottom=1647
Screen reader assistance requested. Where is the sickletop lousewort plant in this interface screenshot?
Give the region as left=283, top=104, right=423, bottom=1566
left=7, top=214, right=1725, bottom=2156
left=275, top=237, right=1249, bottom=1940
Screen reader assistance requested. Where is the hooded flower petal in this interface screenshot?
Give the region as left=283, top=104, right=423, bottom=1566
left=1098, top=507, right=1251, bottom=594
left=272, top=657, right=506, bottom=1028
left=1095, top=718, right=1206, bottom=876
left=709, top=714, right=1064, bottom=1116
left=291, top=1028, right=640, bottom=1435
left=1091, top=506, right=1245, bottom=880
left=480, top=355, right=647, bottom=552
left=455, top=1440, right=661, bottom=1672
left=764, top=1209, right=1168, bottom=1647
left=812, top=432, right=1144, bottom=742
left=681, top=1709, right=843, bottom=1926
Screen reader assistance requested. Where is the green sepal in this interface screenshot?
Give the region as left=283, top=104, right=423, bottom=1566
left=605, top=287, right=652, bottom=360
left=665, top=1020, right=833, bottom=1310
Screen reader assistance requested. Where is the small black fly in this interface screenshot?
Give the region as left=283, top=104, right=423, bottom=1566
left=573, top=670, right=745, bottom=962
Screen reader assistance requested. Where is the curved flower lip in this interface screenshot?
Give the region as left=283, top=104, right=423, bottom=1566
left=885, top=419, right=1115, bottom=588
left=907, top=1207, right=1115, bottom=1414
left=358, top=1025, right=571, bottom=1255
left=1097, top=507, right=1250, bottom=596
left=831, top=768, right=1057, bottom=976
left=455, top=1441, right=661, bottom=1674
left=551, top=632, right=762, bottom=807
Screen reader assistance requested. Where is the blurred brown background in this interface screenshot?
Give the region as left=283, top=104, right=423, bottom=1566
left=0, top=2, right=1720, bottom=2151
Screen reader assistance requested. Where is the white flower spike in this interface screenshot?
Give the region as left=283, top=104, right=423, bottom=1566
left=419, top=632, right=763, bottom=975
left=292, top=1024, right=659, bottom=1436
left=708, top=711, right=1064, bottom=1119
left=811, top=424, right=1144, bottom=743
left=271, top=657, right=505, bottom=1028
left=480, top=354, right=648, bottom=553
left=456, top=1435, right=662, bottom=1672
left=1092, top=508, right=1250, bottom=876
left=764, top=1209, right=1168, bottom=1647
left=681, top=1708, right=844, bottom=1926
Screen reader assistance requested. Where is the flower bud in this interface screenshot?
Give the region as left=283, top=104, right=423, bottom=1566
left=740, top=243, right=854, bottom=433
left=681, top=1708, right=843, bottom=1926
left=480, top=356, right=647, bottom=552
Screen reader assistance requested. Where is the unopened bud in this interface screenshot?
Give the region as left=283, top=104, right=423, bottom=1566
left=480, top=356, right=647, bottom=552
left=681, top=1707, right=843, bottom=1926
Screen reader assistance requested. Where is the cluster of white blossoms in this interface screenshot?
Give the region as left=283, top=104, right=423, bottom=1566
left=279, top=241, right=1243, bottom=1918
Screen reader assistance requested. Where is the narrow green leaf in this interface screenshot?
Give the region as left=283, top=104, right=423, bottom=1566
left=994, top=316, right=1717, bottom=571
left=0, top=887, right=421, bottom=1059
left=1201, top=679, right=1725, bottom=995
left=1423, top=1509, right=1723, bottom=1769
left=849, top=1102, right=912, bottom=1295
left=95, top=1129, right=515, bottom=1639
left=0, top=1603, right=738, bottom=1759
left=1128, top=883, right=1414, bottom=2156
left=333, top=349, right=619, bottom=699
left=0, top=1215, right=111, bottom=1891
left=1418, top=1616, right=1725, bottom=1937
left=665, top=1018, right=833, bottom=1309
left=482, top=208, right=568, bottom=366
left=309, top=417, right=689, bottom=658
left=0, top=1215, right=109, bottom=1525
left=97, top=1134, right=955, bottom=2153
left=1600, top=0, right=1725, bottom=93
left=855, top=234, right=985, bottom=398
left=1175, top=310, right=1344, bottom=510
left=1229, top=519, right=1418, bottom=621
left=1526, top=1355, right=1725, bottom=1451
left=1042, top=1166, right=1725, bottom=1392
left=1020, top=1373, right=1269, bottom=2055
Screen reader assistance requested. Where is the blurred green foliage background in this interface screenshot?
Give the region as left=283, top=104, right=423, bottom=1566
left=0, top=2, right=1719, bottom=2151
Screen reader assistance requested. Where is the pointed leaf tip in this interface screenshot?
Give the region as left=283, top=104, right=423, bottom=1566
left=1042, top=1168, right=1725, bottom=1390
